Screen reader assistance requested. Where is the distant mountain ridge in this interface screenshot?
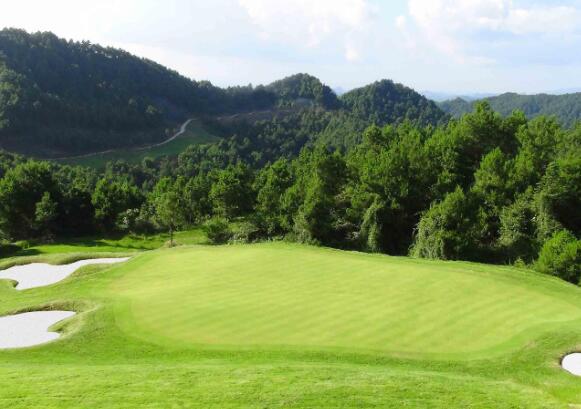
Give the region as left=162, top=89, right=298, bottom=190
left=439, top=92, right=581, bottom=127
left=421, top=91, right=498, bottom=102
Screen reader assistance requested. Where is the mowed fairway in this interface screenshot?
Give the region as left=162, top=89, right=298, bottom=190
left=2, top=243, right=581, bottom=408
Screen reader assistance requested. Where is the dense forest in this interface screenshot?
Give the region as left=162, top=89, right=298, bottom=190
left=0, top=102, right=579, bottom=283
left=0, top=29, right=447, bottom=157
left=440, top=92, right=581, bottom=127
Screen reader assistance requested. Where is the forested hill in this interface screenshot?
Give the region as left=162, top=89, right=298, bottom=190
left=265, top=73, right=340, bottom=109
left=0, top=29, right=448, bottom=157
left=341, top=80, right=448, bottom=126
left=440, top=92, right=581, bottom=127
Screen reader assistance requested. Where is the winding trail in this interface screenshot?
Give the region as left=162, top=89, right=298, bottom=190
left=55, top=118, right=194, bottom=161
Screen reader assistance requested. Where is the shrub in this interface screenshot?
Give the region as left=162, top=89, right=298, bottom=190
left=203, top=217, right=232, bottom=244
left=230, top=221, right=261, bottom=244
left=116, top=208, right=156, bottom=235
left=535, top=230, right=581, bottom=284
left=0, top=243, right=20, bottom=257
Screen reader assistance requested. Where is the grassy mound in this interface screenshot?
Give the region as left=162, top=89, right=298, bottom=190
left=1, top=242, right=581, bottom=407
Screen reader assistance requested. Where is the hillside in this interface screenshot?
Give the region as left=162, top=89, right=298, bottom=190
left=440, top=92, right=581, bottom=127
left=0, top=29, right=448, bottom=158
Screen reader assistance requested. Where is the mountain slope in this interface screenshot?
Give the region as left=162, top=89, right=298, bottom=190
left=440, top=92, right=581, bottom=127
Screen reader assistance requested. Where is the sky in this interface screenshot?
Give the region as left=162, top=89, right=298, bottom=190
left=1, top=0, right=580, bottom=94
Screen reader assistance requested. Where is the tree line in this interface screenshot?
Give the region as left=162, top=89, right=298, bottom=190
left=0, top=103, right=578, bottom=283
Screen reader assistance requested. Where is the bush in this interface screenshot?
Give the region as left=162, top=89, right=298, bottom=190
left=0, top=243, right=21, bottom=257
left=203, top=217, right=232, bottom=244
left=116, top=207, right=156, bottom=235
left=535, top=230, right=581, bottom=284
left=230, top=221, right=261, bottom=243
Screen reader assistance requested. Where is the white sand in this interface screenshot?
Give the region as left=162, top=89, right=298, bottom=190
left=0, top=258, right=130, bottom=290
left=0, top=311, right=76, bottom=349
left=562, top=353, right=581, bottom=376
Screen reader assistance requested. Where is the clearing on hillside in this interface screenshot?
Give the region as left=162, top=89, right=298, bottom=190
left=58, top=119, right=219, bottom=168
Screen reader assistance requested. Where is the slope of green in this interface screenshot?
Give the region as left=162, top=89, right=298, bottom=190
left=59, top=119, right=219, bottom=168
left=1, top=243, right=581, bottom=407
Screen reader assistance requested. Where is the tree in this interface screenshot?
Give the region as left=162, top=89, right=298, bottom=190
left=536, top=157, right=581, bottom=237
left=35, top=192, right=58, bottom=240
left=254, top=159, right=293, bottom=234
left=498, top=190, right=538, bottom=262
left=289, top=148, right=348, bottom=245
left=209, top=163, right=254, bottom=219
left=411, top=187, right=483, bottom=260
left=359, top=196, right=385, bottom=252
left=92, top=178, right=143, bottom=231
left=0, top=161, right=60, bottom=239
left=182, top=174, right=212, bottom=224
left=472, top=148, right=513, bottom=214
left=150, top=178, right=186, bottom=246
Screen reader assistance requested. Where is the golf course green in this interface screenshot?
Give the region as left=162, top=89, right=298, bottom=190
left=1, top=242, right=581, bottom=408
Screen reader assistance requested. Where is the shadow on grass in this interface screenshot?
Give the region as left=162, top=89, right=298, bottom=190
left=10, top=248, right=42, bottom=257
left=0, top=244, right=26, bottom=258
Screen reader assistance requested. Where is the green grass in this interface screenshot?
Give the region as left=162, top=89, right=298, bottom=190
left=2, top=228, right=206, bottom=259
left=59, top=119, right=219, bottom=168
left=1, top=242, right=581, bottom=407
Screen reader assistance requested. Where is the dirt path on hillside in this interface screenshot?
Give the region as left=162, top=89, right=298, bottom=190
left=54, top=118, right=194, bottom=160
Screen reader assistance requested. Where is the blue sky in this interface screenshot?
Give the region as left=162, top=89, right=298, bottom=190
left=1, top=0, right=580, bottom=94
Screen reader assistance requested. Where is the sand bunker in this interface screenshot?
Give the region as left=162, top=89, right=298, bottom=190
left=0, top=258, right=130, bottom=290
left=562, top=353, right=581, bottom=376
left=0, top=311, right=76, bottom=349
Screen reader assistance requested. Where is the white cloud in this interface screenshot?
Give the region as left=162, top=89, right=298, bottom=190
left=504, top=5, right=580, bottom=35
left=395, top=15, right=407, bottom=31
left=238, top=0, right=373, bottom=60
left=400, top=0, right=581, bottom=62
left=345, top=41, right=360, bottom=62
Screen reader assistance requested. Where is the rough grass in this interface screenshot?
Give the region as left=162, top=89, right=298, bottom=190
left=3, top=228, right=206, bottom=259
left=59, top=119, right=219, bottom=168
left=1, top=242, right=581, bottom=408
